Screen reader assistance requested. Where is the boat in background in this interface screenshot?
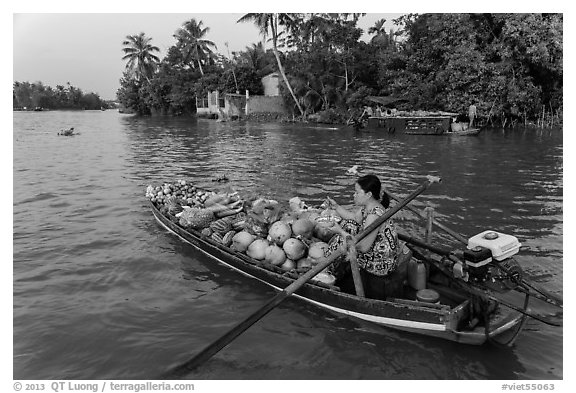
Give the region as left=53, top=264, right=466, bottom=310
left=446, top=127, right=481, bottom=136
left=366, top=115, right=456, bottom=135
left=360, top=96, right=460, bottom=135
left=445, top=121, right=482, bottom=136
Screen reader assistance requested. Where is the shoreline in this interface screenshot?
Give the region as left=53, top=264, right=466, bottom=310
left=14, top=108, right=562, bottom=130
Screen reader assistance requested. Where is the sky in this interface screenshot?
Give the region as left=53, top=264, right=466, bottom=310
left=12, top=1, right=571, bottom=101
left=13, top=11, right=403, bottom=101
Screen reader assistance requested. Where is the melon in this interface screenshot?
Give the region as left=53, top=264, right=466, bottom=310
left=246, top=238, right=269, bottom=260
left=231, top=231, right=255, bottom=253
left=264, top=244, right=287, bottom=266
left=283, top=238, right=307, bottom=260
left=281, top=259, right=296, bottom=271
left=291, top=218, right=315, bottom=239
left=268, top=221, right=292, bottom=246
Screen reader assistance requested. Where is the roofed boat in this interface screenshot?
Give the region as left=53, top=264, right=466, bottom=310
left=359, top=96, right=460, bottom=135
left=147, top=181, right=561, bottom=346
left=365, top=115, right=456, bottom=135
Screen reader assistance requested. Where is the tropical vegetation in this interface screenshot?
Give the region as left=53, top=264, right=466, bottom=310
left=13, top=81, right=109, bottom=110
left=115, top=13, right=562, bottom=126
left=121, top=32, right=161, bottom=83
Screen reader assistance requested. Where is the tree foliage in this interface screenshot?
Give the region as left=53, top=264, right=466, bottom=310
left=121, top=32, right=161, bottom=83
left=115, top=13, right=562, bottom=124
left=173, top=19, right=217, bottom=75
left=380, top=13, right=563, bottom=122
left=13, top=81, right=107, bottom=110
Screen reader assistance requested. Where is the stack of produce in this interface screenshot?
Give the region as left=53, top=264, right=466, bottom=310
left=146, top=181, right=342, bottom=280
left=146, top=180, right=243, bottom=226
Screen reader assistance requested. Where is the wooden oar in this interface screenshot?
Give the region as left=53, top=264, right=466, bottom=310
left=389, top=192, right=563, bottom=308
left=398, top=233, right=562, bottom=327
left=346, top=242, right=365, bottom=297
left=161, top=175, right=441, bottom=378
left=161, top=248, right=347, bottom=379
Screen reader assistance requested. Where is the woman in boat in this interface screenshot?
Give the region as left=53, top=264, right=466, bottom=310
left=326, top=174, right=400, bottom=299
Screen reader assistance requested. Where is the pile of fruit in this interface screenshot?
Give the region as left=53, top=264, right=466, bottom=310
left=147, top=181, right=345, bottom=281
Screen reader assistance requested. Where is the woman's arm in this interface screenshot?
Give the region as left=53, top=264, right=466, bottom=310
left=326, top=197, right=359, bottom=221
left=355, top=213, right=382, bottom=253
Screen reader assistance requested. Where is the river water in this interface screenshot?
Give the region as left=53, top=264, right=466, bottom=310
left=12, top=110, right=563, bottom=380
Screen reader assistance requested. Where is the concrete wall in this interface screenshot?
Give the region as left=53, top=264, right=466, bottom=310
left=197, top=91, right=221, bottom=115
left=197, top=90, right=287, bottom=116
left=247, top=96, right=287, bottom=114
left=225, top=95, right=246, bottom=117
left=261, top=73, right=280, bottom=96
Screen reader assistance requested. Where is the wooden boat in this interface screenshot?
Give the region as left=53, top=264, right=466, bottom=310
left=445, top=127, right=481, bottom=136
left=57, top=127, right=76, bottom=136
left=150, top=200, right=535, bottom=346
left=365, top=116, right=453, bottom=135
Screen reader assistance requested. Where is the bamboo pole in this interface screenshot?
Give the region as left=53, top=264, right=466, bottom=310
left=424, top=206, right=434, bottom=244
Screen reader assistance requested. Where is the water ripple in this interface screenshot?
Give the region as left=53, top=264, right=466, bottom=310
left=12, top=112, right=563, bottom=380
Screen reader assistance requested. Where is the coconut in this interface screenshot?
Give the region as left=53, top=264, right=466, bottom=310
left=281, top=259, right=296, bottom=271
left=296, top=257, right=314, bottom=270
left=308, top=242, right=329, bottom=264
left=264, top=244, right=287, bottom=266
left=246, top=238, right=269, bottom=260
left=280, top=212, right=296, bottom=225
left=283, top=238, right=307, bottom=260
left=268, top=221, right=292, bottom=246
left=314, top=222, right=337, bottom=243
left=231, top=231, right=255, bottom=253
left=291, top=218, right=315, bottom=239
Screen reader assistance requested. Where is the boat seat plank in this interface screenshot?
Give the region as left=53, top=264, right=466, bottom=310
left=388, top=297, right=451, bottom=311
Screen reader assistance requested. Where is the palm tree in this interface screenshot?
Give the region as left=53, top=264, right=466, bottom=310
left=237, top=42, right=267, bottom=72
left=327, top=13, right=366, bottom=24
left=238, top=13, right=305, bottom=117
left=173, top=19, right=217, bottom=76
left=121, top=32, right=160, bottom=83
left=368, top=18, right=387, bottom=37
left=368, top=19, right=394, bottom=49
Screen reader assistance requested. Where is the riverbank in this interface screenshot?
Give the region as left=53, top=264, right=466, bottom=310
left=200, top=109, right=562, bottom=130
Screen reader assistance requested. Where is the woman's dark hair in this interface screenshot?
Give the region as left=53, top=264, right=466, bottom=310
left=357, top=174, right=390, bottom=208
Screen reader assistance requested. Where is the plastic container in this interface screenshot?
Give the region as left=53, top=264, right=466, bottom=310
left=313, top=272, right=336, bottom=286
left=416, top=289, right=440, bottom=304
left=468, top=230, right=521, bottom=261
left=408, top=259, right=427, bottom=290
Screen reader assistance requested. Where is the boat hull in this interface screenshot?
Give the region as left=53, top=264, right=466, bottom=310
left=150, top=202, right=523, bottom=345
left=446, top=128, right=481, bottom=136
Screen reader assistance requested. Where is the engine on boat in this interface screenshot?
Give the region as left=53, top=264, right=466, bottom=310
left=451, top=231, right=524, bottom=291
